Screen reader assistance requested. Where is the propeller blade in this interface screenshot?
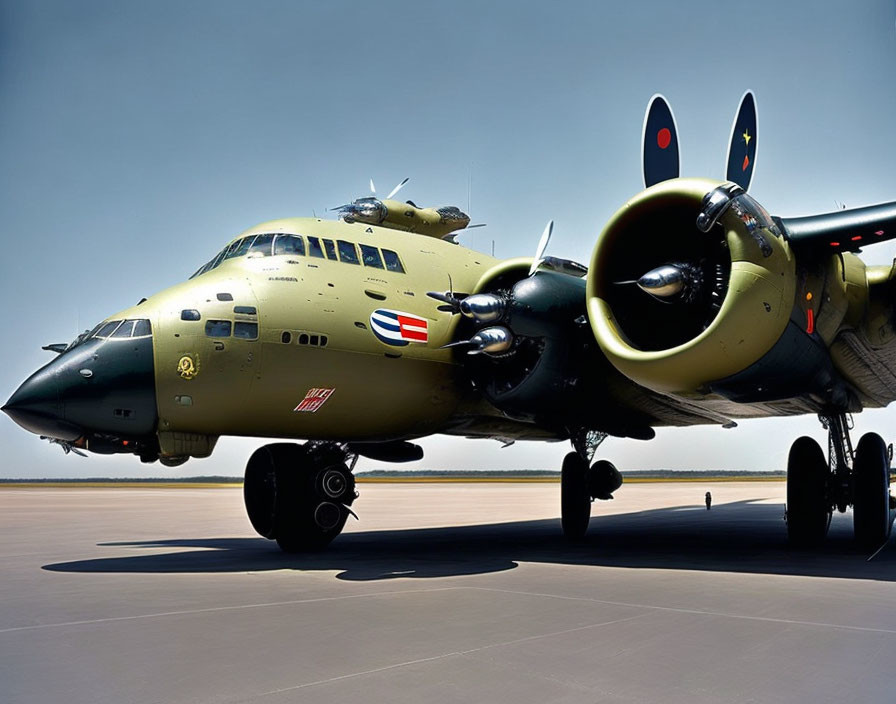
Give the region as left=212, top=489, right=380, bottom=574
left=426, top=290, right=464, bottom=314
left=329, top=204, right=353, bottom=212
left=386, top=177, right=410, bottom=199
left=528, top=220, right=554, bottom=276
left=642, top=94, right=680, bottom=188
left=440, top=339, right=473, bottom=349
left=725, top=90, right=757, bottom=191
left=369, top=179, right=376, bottom=195
left=442, top=326, right=514, bottom=355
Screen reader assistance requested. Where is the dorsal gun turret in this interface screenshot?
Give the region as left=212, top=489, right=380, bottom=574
left=332, top=178, right=471, bottom=239
left=336, top=197, right=471, bottom=239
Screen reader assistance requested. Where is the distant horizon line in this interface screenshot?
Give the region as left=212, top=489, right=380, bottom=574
left=0, top=469, right=790, bottom=483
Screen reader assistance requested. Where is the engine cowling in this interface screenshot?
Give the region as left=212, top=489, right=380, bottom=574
left=587, top=178, right=796, bottom=395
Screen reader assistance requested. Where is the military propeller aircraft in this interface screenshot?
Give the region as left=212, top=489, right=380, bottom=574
left=5, top=92, right=896, bottom=552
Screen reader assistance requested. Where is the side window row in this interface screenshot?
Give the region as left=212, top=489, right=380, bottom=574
left=205, top=320, right=258, bottom=340
left=183, top=313, right=327, bottom=347
left=192, top=234, right=406, bottom=277
left=280, top=331, right=328, bottom=347
left=181, top=305, right=255, bottom=322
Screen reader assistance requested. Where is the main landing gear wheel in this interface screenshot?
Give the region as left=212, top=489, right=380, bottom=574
left=853, top=432, right=892, bottom=548
left=561, top=452, right=591, bottom=539
left=786, top=436, right=831, bottom=547
left=243, top=443, right=355, bottom=552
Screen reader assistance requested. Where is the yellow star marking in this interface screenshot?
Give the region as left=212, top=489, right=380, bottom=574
left=743, top=129, right=752, bottom=146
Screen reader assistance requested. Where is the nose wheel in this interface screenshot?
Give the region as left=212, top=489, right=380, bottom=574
left=243, top=442, right=357, bottom=552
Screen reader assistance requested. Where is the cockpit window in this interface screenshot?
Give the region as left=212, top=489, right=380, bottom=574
left=307, top=237, right=325, bottom=258
left=382, top=249, right=405, bottom=273
left=360, top=244, right=384, bottom=268
left=65, top=324, right=100, bottom=351
left=222, top=239, right=244, bottom=260
left=94, top=320, right=122, bottom=338
left=337, top=240, right=360, bottom=265
left=86, top=318, right=153, bottom=340
left=111, top=320, right=136, bottom=338
left=248, top=233, right=274, bottom=257
left=191, top=233, right=401, bottom=278
left=274, top=234, right=305, bottom=256
left=209, top=248, right=227, bottom=269
left=233, top=237, right=255, bottom=259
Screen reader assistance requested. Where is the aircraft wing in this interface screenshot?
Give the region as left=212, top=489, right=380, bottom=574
left=431, top=177, right=896, bottom=446
left=429, top=91, right=896, bottom=445
left=778, top=201, right=896, bottom=253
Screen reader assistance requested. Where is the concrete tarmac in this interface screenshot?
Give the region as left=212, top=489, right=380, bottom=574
left=2, top=481, right=896, bottom=703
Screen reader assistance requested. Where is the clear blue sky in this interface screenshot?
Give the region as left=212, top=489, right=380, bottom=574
left=2, top=1, right=896, bottom=477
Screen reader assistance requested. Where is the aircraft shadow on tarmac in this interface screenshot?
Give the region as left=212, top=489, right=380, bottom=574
left=42, top=500, right=896, bottom=581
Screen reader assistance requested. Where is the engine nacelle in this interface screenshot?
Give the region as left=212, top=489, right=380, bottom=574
left=587, top=178, right=796, bottom=395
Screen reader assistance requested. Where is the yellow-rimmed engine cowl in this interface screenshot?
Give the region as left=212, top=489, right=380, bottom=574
left=587, top=178, right=796, bottom=395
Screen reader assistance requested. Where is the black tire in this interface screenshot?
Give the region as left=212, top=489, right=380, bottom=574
left=244, top=443, right=304, bottom=539
left=853, top=432, right=892, bottom=548
left=275, top=457, right=349, bottom=553
left=243, top=443, right=349, bottom=552
left=561, top=452, right=591, bottom=539
left=786, top=436, right=830, bottom=546
left=275, top=499, right=348, bottom=553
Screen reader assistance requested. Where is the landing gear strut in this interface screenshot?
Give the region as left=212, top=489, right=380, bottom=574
left=244, top=442, right=357, bottom=552
left=785, top=414, right=894, bottom=548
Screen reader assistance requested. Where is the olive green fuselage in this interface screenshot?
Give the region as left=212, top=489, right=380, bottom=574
left=110, top=218, right=498, bottom=453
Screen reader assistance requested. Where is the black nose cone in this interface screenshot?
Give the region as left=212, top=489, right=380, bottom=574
left=4, top=331, right=158, bottom=444
left=3, top=367, right=82, bottom=441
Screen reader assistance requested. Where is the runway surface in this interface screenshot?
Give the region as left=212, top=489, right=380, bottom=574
left=2, top=481, right=896, bottom=703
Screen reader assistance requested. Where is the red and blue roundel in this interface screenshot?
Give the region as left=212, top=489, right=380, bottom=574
left=369, top=309, right=429, bottom=346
